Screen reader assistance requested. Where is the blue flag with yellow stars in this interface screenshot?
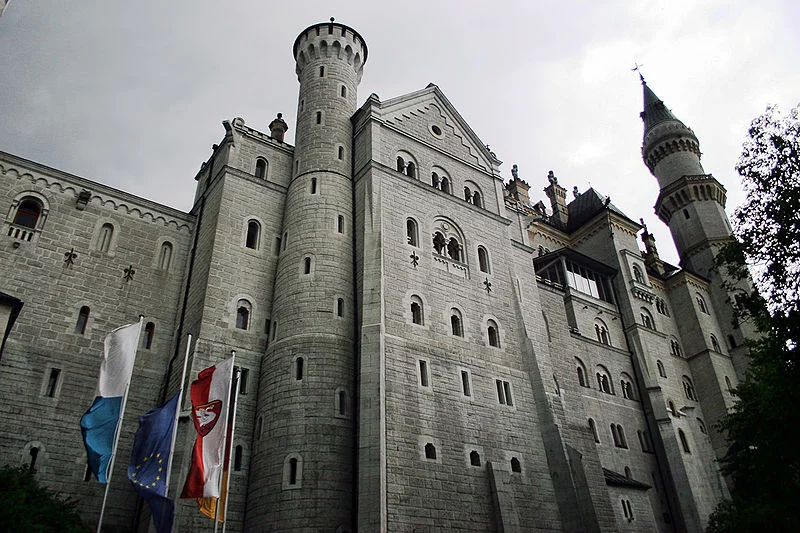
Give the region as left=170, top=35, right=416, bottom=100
left=128, top=391, right=180, bottom=533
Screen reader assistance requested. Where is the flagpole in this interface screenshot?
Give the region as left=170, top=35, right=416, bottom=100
left=97, top=315, right=144, bottom=533
left=221, top=353, right=241, bottom=533
left=213, top=351, right=236, bottom=533
left=162, top=334, right=192, bottom=532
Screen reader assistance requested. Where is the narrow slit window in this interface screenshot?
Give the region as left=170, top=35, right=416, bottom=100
left=295, top=357, right=304, bottom=380
left=470, top=450, right=481, bottom=467
left=75, top=306, right=90, bottom=334
left=29, top=447, right=39, bottom=473
left=337, top=298, right=344, bottom=317
left=303, top=257, right=311, bottom=274
left=424, top=443, right=436, bottom=460
left=419, top=360, right=429, bottom=387
left=289, top=458, right=298, bottom=484
left=461, top=370, right=471, bottom=397
left=239, top=368, right=249, bottom=395
left=311, top=177, right=317, bottom=194
left=46, top=368, right=61, bottom=398
left=234, top=445, right=243, bottom=471
left=158, top=242, right=173, bottom=270
left=98, top=223, right=114, bottom=253
left=246, top=220, right=260, bottom=249
left=319, top=66, right=325, bottom=77
left=338, top=390, right=347, bottom=416
left=510, top=457, right=521, bottom=473
left=338, top=146, right=344, bottom=160
left=316, top=111, right=322, bottom=125
left=337, top=215, right=344, bottom=234
left=341, top=85, right=347, bottom=97
left=143, top=322, right=155, bottom=350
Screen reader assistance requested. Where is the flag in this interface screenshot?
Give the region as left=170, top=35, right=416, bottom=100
left=80, top=321, right=142, bottom=483
left=181, top=356, right=235, bottom=499
left=128, top=391, right=180, bottom=533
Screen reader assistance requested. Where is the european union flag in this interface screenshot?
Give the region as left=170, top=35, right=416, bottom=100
left=128, top=392, right=180, bottom=533
left=80, top=395, right=123, bottom=483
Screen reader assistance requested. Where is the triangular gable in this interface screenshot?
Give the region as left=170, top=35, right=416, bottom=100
left=378, top=84, right=501, bottom=173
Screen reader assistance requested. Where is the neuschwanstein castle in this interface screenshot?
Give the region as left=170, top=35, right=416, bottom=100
left=0, top=20, right=750, bottom=532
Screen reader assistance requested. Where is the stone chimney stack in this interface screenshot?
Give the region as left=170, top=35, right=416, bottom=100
left=544, top=170, right=568, bottom=227
left=268, top=113, right=288, bottom=142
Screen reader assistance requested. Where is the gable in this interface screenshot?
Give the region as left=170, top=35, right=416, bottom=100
left=379, top=85, right=499, bottom=173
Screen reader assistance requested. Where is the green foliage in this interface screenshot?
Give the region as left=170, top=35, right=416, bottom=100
left=709, top=104, right=800, bottom=532
left=0, top=465, right=90, bottom=533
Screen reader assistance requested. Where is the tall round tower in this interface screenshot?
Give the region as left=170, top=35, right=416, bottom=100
left=244, top=20, right=366, bottom=531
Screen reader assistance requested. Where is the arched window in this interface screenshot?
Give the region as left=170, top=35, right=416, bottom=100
left=303, top=256, right=312, bottom=275
left=447, top=237, right=462, bottom=261
left=234, top=445, right=244, bottom=471
left=611, top=424, right=628, bottom=448
left=75, top=306, right=90, bottom=334
left=431, top=172, right=440, bottom=188
left=670, top=339, right=683, bottom=357
left=396, top=156, right=405, bottom=172
left=319, top=65, right=325, bottom=77
left=678, top=429, right=691, bottom=453
left=472, top=191, right=482, bottom=208
left=624, top=466, right=632, bottom=479
left=470, top=450, right=481, bottom=467
left=295, top=357, right=304, bottom=380
left=510, top=457, right=521, bottom=473
left=341, top=85, right=347, bottom=98
left=633, top=265, right=644, bottom=283
left=255, top=158, right=268, bottom=179
left=406, top=218, right=418, bottom=247
left=596, top=366, right=613, bottom=394
left=696, top=293, right=709, bottom=314
left=28, top=447, right=39, bottom=472
left=478, top=246, right=490, bottom=273
left=143, top=322, right=155, bottom=350
left=682, top=375, right=698, bottom=401
left=487, top=320, right=500, bottom=348
left=440, top=177, right=451, bottom=194
left=13, top=197, right=42, bottom=228
left=725, top=376, right=733, bottom=392
left=158, top=241, right=173, bottom=270
left=594, top=319, right=610, bottom=345
left=464, top=187, right=472, bottom=201
left=576, top=358, right=588, bottom=387
left=424, top=443, right=436, bottom=460
left=433, top=232, right=446, bottom=254
left=588, top=418, right=600, bottom=443
left=246, top=220, right=260, bottom=250
left=286, top=456, right=300, bottom=486
left=656, top=360, right=667, bottom=378
left=236, top=300, right=251, bottom=330
left=620, top=373, right=635, bottom=400
left=710, top=334, right=722, bottom=353
left=450, top=308, right=463, bottom=337
left=406, top=162, right=416, bottom=178
left=310, top=177, right=317, bottom=194
left=640, top=308, right=655, bottom=330
left=98, top=223, right=114, bottom=253
left=410, top=296, right=424, bottom=325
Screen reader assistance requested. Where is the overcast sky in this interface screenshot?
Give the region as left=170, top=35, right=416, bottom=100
left=1, top=1, right=798, bottom=265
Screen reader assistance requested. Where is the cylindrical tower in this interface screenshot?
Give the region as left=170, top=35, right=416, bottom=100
left=245, top=20, right=366, bottom=532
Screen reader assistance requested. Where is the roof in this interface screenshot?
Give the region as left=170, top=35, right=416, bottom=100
left=603, top=468, right=651, bottom=490
left=566, top=187, right=638, bottom=232
left=641, top=81, right=681, bottom=132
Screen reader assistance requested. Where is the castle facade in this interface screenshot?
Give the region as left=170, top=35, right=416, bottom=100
left=0, top=20, right=748, bottom=532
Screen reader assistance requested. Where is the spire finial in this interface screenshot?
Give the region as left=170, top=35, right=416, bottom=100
left=632, top=62, right=645, bottom=84
left=330, top=17, right=335, bottom=22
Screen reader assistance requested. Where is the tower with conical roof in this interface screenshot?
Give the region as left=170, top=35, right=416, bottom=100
left=244, top=19, right=366, bottom=531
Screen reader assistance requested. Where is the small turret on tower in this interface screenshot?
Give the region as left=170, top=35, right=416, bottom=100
left=268, top=113, right=288, bottom=142
left=544, top=170, right=569, bottom=227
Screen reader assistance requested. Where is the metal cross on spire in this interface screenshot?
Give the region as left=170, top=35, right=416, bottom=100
left=631, top=62, right=646, bottom=84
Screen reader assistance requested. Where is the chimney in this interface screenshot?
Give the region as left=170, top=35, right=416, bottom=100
left=269, top=113, right=289, bottom=142
left=544, top=170, right=568, bottom=227
left=506, top=164, right=531, bottom=204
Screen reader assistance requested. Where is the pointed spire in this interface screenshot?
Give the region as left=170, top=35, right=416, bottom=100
left=640, top=79, right=681, bottom=132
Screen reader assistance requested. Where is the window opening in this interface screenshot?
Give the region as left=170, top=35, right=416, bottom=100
left=657, top=360, right=667, bottom=378
left=143, top=322, right=155, bottom=350
left=410, top=297, right=423, bottom=325
left=338, top=390, right=347, bottom=416
left=246, top=220, right=260, bottom=249
left=289, top=458, right=298, bottom=484
left=341, top=85, right=347, bottom=97
left=158, top=242, right=173, bottom=270
left=337, top=215, right=344, bottom=234
left=478, top=246, right=490, bottom=273
left=303, top=257, right=312, bottom=274
left=406, top=218, right=418, bottom=246
left=29, top=447, right=39, bottom=473
left=13, top=198, right=42, bottom=228
left=472, top=191, right=482, bottom=208
left=487, top=321, right=500, bottom=348
left=589, top=418, right=600, bottom=443
left=311, top=177, right=317, bottom=194
left=240, top=368, right=249, bottom=395
left=316, top=111, right=322, bottom=124
left=424, top=443, right=436, bottom=460
left=440, top=177, right=450, bottom=194
left=337, top=298, right=344, bottom=317
left=510, top=457, right=521, bottom=473
left=450, top=310, right=463, bottom=337
left=338, top=146, right=344, bottom=160
left=255, top=158, right=267, bottom=179
left=710, top=334, right=721, bottom=352
left=236, top=305, right=250, bottom=330
left=319, top=66, right=324, bottom=77
left=233, top=445, right=243, bottom=471
left=470, top=450, right=481, bottom=467
left=461, top=370, right=471, bottom=397
left=46, top=369, right=61, bottom=398
left=406, top=162, right=416, bottom=178
left=295, top=357, right=304, bottom=380
left=76, top=306, right=90, bottom=334
left=419, top=360, right=429, bottom=387
left=98, top=223, right=114, bottom=253
left=678, top=429, right=691, bottom=453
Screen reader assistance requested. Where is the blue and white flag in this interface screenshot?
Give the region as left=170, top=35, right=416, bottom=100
left=80, top=321, right=142, bottom=483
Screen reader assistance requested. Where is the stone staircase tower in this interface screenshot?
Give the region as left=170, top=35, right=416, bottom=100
left=244, top=20, right=367, bottom=531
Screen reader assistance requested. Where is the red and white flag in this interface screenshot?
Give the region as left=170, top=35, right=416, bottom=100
left=181, top=356, right=235, bottom=499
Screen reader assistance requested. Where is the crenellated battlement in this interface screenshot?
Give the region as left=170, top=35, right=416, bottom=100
left=293, top=20, right=367, bottom=81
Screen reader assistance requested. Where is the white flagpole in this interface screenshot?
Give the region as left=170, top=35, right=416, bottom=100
left=97, top=315, right=144, bottom=533
left=221, top=353, right=241, bottom=533
left=213, top=351, right=237, bottom=533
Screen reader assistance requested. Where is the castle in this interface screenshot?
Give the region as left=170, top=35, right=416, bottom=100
left=0, top=20, right=749, bottom=532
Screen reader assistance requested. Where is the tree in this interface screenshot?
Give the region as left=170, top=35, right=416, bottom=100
left=0, top=465, right=90, bottom=532
left=708, top=104, right=800, bottom=532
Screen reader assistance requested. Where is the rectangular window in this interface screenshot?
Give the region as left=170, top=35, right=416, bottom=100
left=239, top=368, right=249, bottom=395
left=419, top=360, right=430, bottom=388
left=497, top=379, right=513, bottom=406
left=46, top=368, right=61, bottom=398
left=460, top=370, right=471, bottom=397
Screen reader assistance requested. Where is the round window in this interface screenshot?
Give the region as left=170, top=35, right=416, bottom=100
left=431, top=125, right=442, bottom=136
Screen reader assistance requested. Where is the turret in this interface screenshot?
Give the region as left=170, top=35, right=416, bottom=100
left=544, top=170, right=568, bottom=227
left=245, top=19, right=367, bottom=531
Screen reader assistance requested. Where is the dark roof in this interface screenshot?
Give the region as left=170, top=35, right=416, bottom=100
left=603, top=468, right=651, bottom=490
left=566, top=187, right=638, bottom=232
left=641, top=81, right=681, bottom=132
